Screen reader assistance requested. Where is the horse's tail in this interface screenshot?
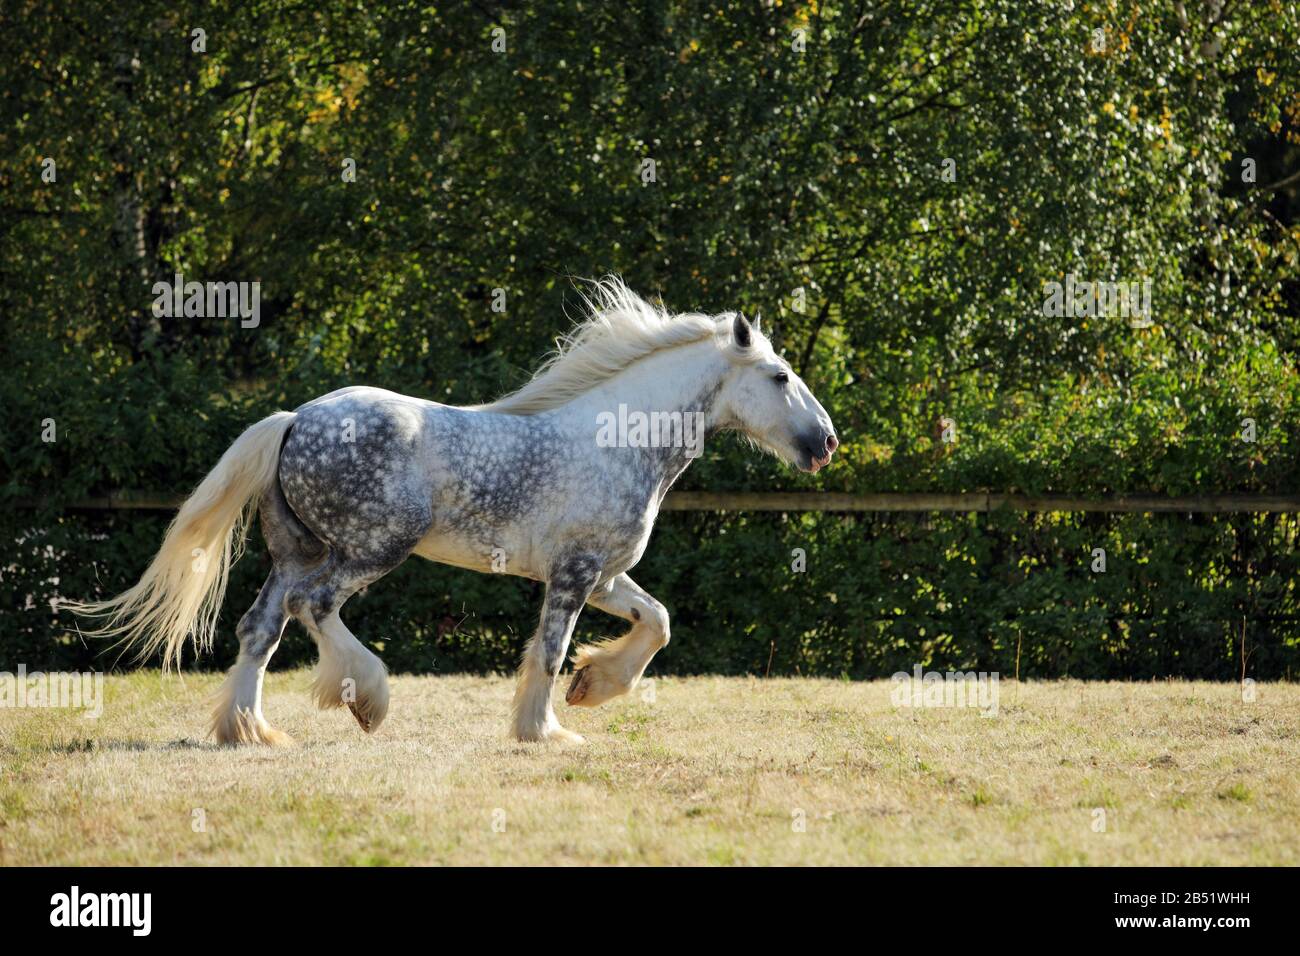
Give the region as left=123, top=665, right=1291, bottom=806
left=66, top=411, right=297, bottom=669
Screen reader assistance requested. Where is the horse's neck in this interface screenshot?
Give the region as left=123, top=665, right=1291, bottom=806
left=581, top=340, right=727, bottom=416
left=561, top=340, right=729, bottom=492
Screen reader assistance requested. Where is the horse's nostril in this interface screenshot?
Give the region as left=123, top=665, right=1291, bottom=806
left=825, top=434, right=838, bottom=453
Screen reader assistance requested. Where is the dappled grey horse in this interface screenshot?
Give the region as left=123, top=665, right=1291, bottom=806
left=70, top=278, right=838, bottom=743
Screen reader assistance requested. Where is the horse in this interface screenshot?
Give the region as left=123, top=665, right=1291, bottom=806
left=68, top=278, right=838, bottom=744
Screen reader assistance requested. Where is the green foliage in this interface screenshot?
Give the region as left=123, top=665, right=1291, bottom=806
left=2, top=1, right=1299, bottom=677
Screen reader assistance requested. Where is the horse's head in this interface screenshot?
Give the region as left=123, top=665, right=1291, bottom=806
left=716, top=313, right=838, bottom=473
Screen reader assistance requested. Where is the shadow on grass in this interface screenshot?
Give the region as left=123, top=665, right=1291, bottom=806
left=0, top=737, right=220, bottom=755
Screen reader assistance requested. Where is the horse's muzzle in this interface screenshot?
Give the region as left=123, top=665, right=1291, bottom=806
left=799, top=431, right=838, bottom=473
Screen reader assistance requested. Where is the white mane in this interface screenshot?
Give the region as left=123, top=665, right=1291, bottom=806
left=478, top=276, right=761, bottom=415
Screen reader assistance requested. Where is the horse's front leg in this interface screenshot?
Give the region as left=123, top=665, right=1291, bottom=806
left=565, top=573, right=669, bottom=708
left=510, top=552, right=601, bottom=743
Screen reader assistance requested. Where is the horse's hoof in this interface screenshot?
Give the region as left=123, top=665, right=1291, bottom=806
left=565, top=667, right=592, bottom=705
left=511, top=722, right=586, bottom=744
left=261, top=726, right=296, bottom=747
left=547, top=725, right=586, bottom=745
left=348, top=702, right=373, bottom=733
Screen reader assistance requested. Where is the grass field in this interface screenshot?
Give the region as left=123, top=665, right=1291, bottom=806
left=1, top=670, right=1297, bottom=865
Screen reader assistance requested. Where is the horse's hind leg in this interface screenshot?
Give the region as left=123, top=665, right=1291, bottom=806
left=211, top=473, right=326, bottom=745
left=211, top=568, right=293, bottom=745
left=307, top=605, right=389, bottom=734
left=287, top=544, right=425, bottom=735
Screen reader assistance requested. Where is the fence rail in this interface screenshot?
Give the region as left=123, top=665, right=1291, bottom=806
left=13, top=490, right=1300, bottom=513
left=663, top=492, right=1300, bottom=513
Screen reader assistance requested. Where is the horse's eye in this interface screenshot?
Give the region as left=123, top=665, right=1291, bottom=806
left=774, top=371, right=789, bottom=385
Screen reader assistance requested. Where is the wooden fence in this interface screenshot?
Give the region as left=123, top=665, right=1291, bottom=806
left=17, top=490, right=1300, bottom=513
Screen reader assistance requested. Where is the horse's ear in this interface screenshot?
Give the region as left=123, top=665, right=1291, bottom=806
left=752, top=312, right=762, bottom=334
left=733, top=312, right=753, bottom=349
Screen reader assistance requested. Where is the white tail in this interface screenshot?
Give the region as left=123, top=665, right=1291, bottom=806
left=67, top=411, right=297, bottom=669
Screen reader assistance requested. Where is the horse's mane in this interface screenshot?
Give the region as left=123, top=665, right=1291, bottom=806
left=478, top=276, right=748, bottom=416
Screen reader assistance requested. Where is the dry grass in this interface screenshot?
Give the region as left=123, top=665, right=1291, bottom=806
left=1, top=671, right=1297, bottom=865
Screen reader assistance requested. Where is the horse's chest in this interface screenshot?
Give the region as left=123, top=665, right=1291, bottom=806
left=600, top=525, right=653, bottom=576
left=569, top=502, right=658, bottom=578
